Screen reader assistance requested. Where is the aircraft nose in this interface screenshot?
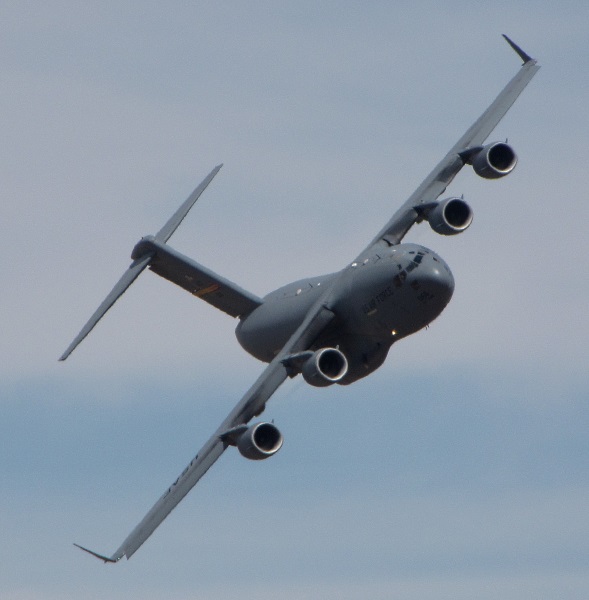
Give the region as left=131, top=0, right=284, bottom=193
left=406, top=250, right=454, bottom=316
left=387, top=246, right=455, bottom=336
left=418, top=252, right=454, bottom=304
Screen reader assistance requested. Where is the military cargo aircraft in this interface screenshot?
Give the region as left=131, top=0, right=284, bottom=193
left=61, top=35, right=539, bottom=562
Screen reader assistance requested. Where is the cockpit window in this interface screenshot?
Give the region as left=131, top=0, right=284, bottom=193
left=405, top=251, right=425, bottom=273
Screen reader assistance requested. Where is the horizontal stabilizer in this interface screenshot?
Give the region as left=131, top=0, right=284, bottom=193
left=156, top=164, right=222, bottom=243
left=59, top=255, right=152, bottom=361
left=59, top=165, right=223, bottom=360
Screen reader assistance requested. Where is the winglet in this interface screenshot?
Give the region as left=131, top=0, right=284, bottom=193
left=74, top=543, right=122, bottom=564
left=502, top=34, right=534, bottom=64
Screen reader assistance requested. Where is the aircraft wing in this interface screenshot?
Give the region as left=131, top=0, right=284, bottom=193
left=75, top=299, right=336, bottom=563
left=361, top=35, right=540, bottom=254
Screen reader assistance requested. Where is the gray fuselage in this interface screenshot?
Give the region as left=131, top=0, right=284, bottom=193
left=236, top=243, right=454, bottom=384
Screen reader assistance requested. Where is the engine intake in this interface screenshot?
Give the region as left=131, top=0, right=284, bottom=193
left=470, top=141, right=517, bottom=179
left=301, top=347, right=348, bottom=387
left=426, top=197, right=473, bottom=236
left=237, top=422, right=284, bottom=460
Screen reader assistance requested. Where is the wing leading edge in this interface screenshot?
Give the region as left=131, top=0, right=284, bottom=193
left=75, top=299, right=337, bottom=562
left=359, top=35, right=540, bottom=255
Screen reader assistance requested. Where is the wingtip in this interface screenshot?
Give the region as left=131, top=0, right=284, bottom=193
left=502, top=34, right=534, bottom=64
left=74, top=543, right=122, bottom=564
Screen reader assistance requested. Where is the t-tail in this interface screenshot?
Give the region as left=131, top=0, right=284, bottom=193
left=59, top=165, right=223, bottom=361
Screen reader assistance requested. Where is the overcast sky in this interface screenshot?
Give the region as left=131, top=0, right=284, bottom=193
left=2, top=2, right=588, bottom=599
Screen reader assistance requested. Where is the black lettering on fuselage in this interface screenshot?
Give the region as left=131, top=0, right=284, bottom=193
left=362, top=285, right=394, bottom=315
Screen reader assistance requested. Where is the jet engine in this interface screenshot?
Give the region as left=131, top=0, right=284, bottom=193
left=470, top=141, right=517, bottom=179
left=237, top=422, right=284, bottom=460
left=301, top=347, right=348, bottom=387
left=426, top=196, right=473, bottom=236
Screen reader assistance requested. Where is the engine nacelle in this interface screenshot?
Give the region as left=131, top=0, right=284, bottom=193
left=426, top=197, right=473, bottom=236
left=471, top=141, right=517, bottom=179
left=237, top=422, right=284, bottom=460
left=301, top=347, right=348, bottom=387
